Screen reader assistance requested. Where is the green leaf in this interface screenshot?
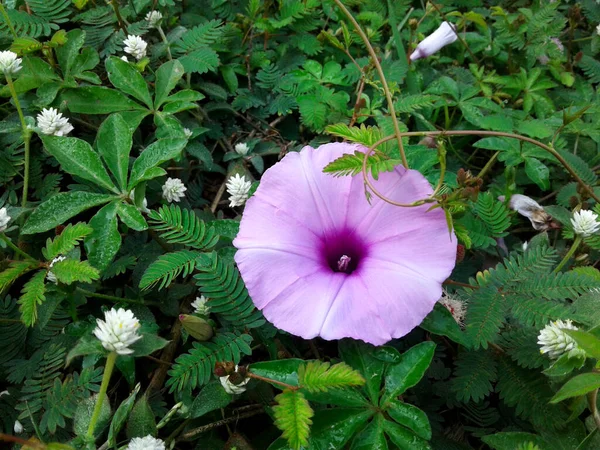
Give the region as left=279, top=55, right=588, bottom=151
left=380, top=342, right=436, bottom=406
left=18, top=270, right=46, bottom=327
left=148, top=205, right=219, bottom=249
left=66, top=335, right=105, bottom=365
left=108, top=384, right=140, bottom=448
left=299, top=360, right=365, bottom=393
left=85, top=202, right=121, bottom=272
left=190, top=381, right=232, bottom=418
left=387, top=400, right=431, bottom=440
left=128, top=138, right=188, bottom=190
left=117, top=202, right=148, bottom=231
left=42, top=223, right=93, bottom=261
left=129, top=334, right=169, bottom=357
left=339, top=340, right=385, bottom=405
left=178, top=47, right=219, bottom=74
left=55, top=29, right=85, bottom=77
left=273, top=389, right=314, bottom=450
left=563, top=329, right=600, bottom=360
left=0, top=261, right=35, bottom=292
left=249, top=359, right=303, bottom=388
left=95, top=113, right=132, bottom=190
left=126, top=395, right=156, bottom=439
left=383, top=420, right=431, bottom=450
left=154, top=60, right=186, bottom=109
left=106, top=57, right=153, bottom=109
left=550, top=373, right=600, bottom=403
left=350, top=413, right=388, bottom=450
left=525, top=157, right=550, bottom=190
left=73, top=394, right=111, bottom=438
left=323, top=150, right=401, bottom=179
left=41, top=135, right=119, bottom=193
left=140, top=250, right=201, bottom=291
left=49, top=259, right=99, bottom=285
left=63, top=87, right=145, bottom=114
left=482, top=432, right=548, bottom=450
left=420, top=303, right=468, bottom=346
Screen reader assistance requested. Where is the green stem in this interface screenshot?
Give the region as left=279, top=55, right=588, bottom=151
left=587, top=389, right=600, bottom=431
left=110, top=0, right=127, bottom=31
left=87, top=351, right=117, bottom=439
left=0, top=233, right=36, bottom=260
left=333, top=0, right=408, bottom=169
left=572, top=36, right=594, bottom=43
left=5, top=74, right=32, bottom=207
left=554, top=235, right=582, bottom=273
left=76, top=287, right=160, bottom=306
left=477, top=151, right=499, bottom=179
left=157, top=25, right=172, bottom=60
left=0, top=3, right=17, bottom=39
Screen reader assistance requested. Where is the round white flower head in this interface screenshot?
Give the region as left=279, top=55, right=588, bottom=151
left=162, top=177, right=187, bottom=203
left=14, top=419, right=23, bottom=434
left=120, top=55, right=129, bottom=62
left=234, top=142, right=249, bottom=156
left=0, top=51, right=22, bottom=76
left=410, top=22, right=458, bottom=61
left=145, top=11, right=163, bottom=28
left=123, top=35, right=148, bottom=60
left=220, top=365, right=250, bottom=395
left=127, top=435, right=165, bottom=450
left=46, top=256, right=66, bottom=284
left=226, top=174, right=252, bottom=207
left=538, top=319, right=586, bottom=360
left=183, top=128, right=193, bottom=139
left=191, top=296, right=210, bottom=316
left=571, top=210, right=600, bottom=237
left=0, top=207, right=10, bottom=232
left=93, top=308, right=142, bottom=355
left=36, top=108, right=74, bottom=136
left=438, top=290, right=467, bottom=327
left=128, top=191, right=150, bottom=214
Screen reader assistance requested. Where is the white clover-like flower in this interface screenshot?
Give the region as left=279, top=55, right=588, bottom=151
left=183, top=128, right=193, bottom=139
left=123, top=35, right=148, bottom=60
left=36, top=108, right=74, bottom=136
left=538, top=319, right=586, bottom=360
left=14, top=420, right=23, bottom=434
left=93, top=308, right=142, bottom=355
left=191, top=296, right=210, bottom=316
left=410, top=22, right=458, bottom=61
left=220, top=365, right=250, bottom=395
left=572, top=210, right=600, bottom=237
left=121, top=55, right=129, bottom=62
left=128, top=191, right=150, bottom=214
left=0, top=51, right=22, bottom=76
left=235, top=142, right=249, bottom=156
left=597, top=24, right=600, bottom=36
left=127, top=435, right=165, bottom=450
left=162, top=177, right=187, bottom=203
left=226, top=174, right=252, bottom=207
left=438, top=290, right=467, bottom=327
left=505, top=194, right=551, bottom=231
left=145, top=11, right=163, bottom=28
left=0, top=207, right=10, bottom=232
left=46, top=256, right=66, bottom=284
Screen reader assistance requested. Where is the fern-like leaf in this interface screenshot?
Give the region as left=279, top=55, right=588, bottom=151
left=49, top=259, right=99, bottom=285
left=394, top=94, right=440, bottom=114
left=140, top=250, right=201, bottom=291
left=0, top=296, right=27, bottom=371
left=0, top=261, right=35, bottom=292
left=42, top=223, right=93, bottom=261
left=556, top=149, right=597, bottom=185
left=325, top=123, right=383, bottom=147
left=451, top=350, right=497, bottom=403
left=323, top=150, right=401, bottom=178
left=166, top=332, right=252, bottom=392
left=579, top=55, right=600, bottom=85
left=474, top=192, right=511, bottom=238
left=464, top=286, right=507, bottom=349
left=273, top=389, right=314, bottom=450
left=148, top=205, right=219, bottom=250
left=173, top=20, right=224, bottom=53
left=509, top=297, right=571, bottom=328
left=298, top=361, right=365, bottom=393
left=18, top=271, right=46, bottom=327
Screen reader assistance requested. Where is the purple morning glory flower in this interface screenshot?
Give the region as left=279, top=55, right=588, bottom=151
left=233, top=143, right=457, bottom=345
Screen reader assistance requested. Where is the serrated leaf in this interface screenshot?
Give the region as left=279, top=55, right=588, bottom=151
left=273, top=389, right=314, bottom=450
left=18, top=270, right=46, bottom=327
left=50, top=259, right=99, bottom=285
left=299, top=361, right=364, bottom=393
left=42, top=223, right=93, bottom=261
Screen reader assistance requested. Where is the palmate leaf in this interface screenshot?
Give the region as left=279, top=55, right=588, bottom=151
left=18, top=271, right=46, bottom=327
left=166, top=332, right=252, bottom=392
left=323, top=150, right=401, bottom=179
left=42, top=222, right=93, bottom=261
left=273, top=389, right=314, bottom=450
left=298, top=361, right=365, bottom=393
left=50, top=259, right=99, bottom=285
left=140, top=250, right=201, bottom=291
left=147, top=204, right=219, bottom=250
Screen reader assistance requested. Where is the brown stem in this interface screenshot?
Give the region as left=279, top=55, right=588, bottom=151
left=0, top=434, right=45, bottom=449
left=247, top=371, right=298, bottom=390
left=178, top=408, right=266, bottom=441
left=210, top=179, right=228, bottom=213
left=443, top=279, right=477, bottom=289
left=146, top=320, right=182, bottom=395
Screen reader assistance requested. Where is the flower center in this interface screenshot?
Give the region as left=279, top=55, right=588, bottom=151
left=320, top=229, right=367, bottom=274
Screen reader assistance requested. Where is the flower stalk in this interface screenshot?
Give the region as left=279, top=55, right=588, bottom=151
left=87, top=351, right=117, bottom=439
left=157, top=25, right=173, bottom=60
left=0, top=234, right=36, bottom=261
left=553, top=235, right=582, bottom=273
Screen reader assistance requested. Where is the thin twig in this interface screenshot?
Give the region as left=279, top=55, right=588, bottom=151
left=247, top=372, right=298, bottom=391
left=178, top=408, right=266, bottom=441
left=210, top=179, right=228, bottom=213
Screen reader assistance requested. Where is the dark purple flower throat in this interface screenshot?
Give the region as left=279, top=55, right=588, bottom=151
left=320, top=228, right=368, bottom=274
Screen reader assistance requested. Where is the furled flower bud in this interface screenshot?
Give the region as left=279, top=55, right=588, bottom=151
left=14, top=420, right=23, bottom=434
left=0, top=51, right=22, bottom=76
left=0, top=207, right=10, bottom=232
left=226, top=174, right=252, bottom=207
left=123, top=35, right=148, bottom=60
left=538, top=319, right=586, bottom=360
left=410, top=22, right=458, bottom=61
left=505, top=194, right=552, bottom=231
left=93, top=308, right=142, bottom=355
left=571, top=210, right=600, bottom=237
left=179, top=314, right=214, bottom=341
left=219, top=365, right=250, bottom=394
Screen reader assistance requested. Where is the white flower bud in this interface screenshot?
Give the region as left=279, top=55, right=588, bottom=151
left=145, top=11, right=163, bottom=29
left=410, top=22, right=458, bottom=61
left=121, top=55, right=129, bottom=62
left=183, top=128, right=193, bottom=139
left=235, top=142, right=249, bottom=156
left=36, top=108, right=74, bottom=136
left=0, top=207, right=11, bottom=232
left=191, top=296, right=210, bottom=316
left=226, top=174, right=252, bottom=207
left=129, top=191, right=150, bottom=214
left=93, top=308, right=142, bottom=355
left=127, top=435, right=165, bottom=450
left=597, top=24, right=600, bottom=37
left=0, top=51, right=22, bottom=76
left=123, top=35, right=148, bottom=60
left=162, top=177, right=187, bottom=203
left=571, top=210, right=600, bottom=237
left=219, top=365, right=250, bottom=395
left=14, top=420, right=23, bottom=434
left=538, top=319, right=586, bottom=360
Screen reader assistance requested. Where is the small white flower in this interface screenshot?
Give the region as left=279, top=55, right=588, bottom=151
left=505, top=194, right=551, bottom=231
left=522, top=241, right=528, bottom=252
left=571, top=210, right=600, bottom=237
left=226, top=174, right=252, bottom=207
left=0, top=207, right=10, bottom=232
left=538, top=319, right=586, bottom=360
left=162, top=177, right=187, bottom=203
left=220, top=365, right=250, bottom=395
left=438, top=290, right=467, bottom=327
left=410, top=22, right=458, bottom=61
left=93, top=308, right=142, bottom=355
left=597, top=24, right=600, bottom=36
left=120, top=55, right=129, bottom=62
left=0, top=390, right=9, bottom=397
left=183, top=128, right=193, bottom=139
left=127, top=435, right=165, bottom=450
left=0, top=51, right=22, bottom=76
left=129, top=191, right=150, bottom=214
left=191, top=296, right=210, bottom=316
left=123, top=35, right=148, bottom=60
left=145, top=11, right=163, bottom=29
left=234, top=142, right=250, bottom=156
left=46, top=256, right=66, bottom=284
left=36, top=108, right=74, bottom=136
left=14, top=420, right=23, bottom=434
